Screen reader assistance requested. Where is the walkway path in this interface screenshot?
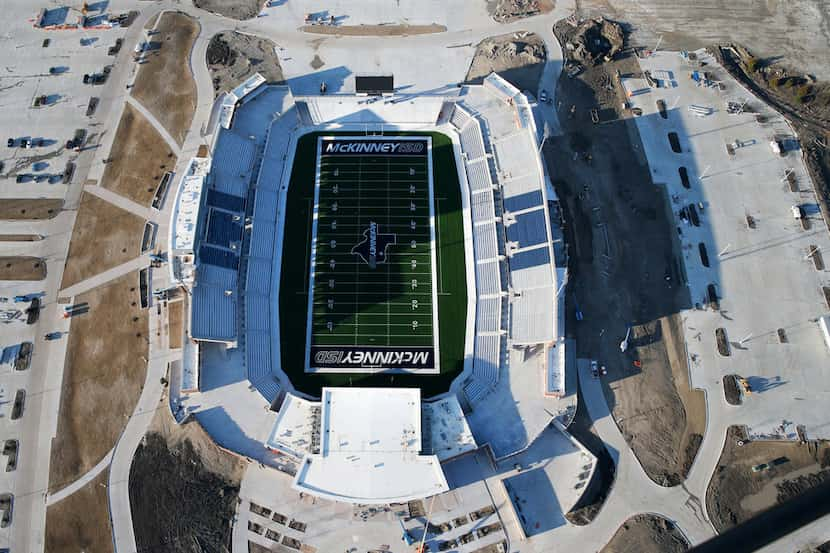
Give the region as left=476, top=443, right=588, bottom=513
left=577, top=359, right=714, bottom=544
left=124, top=95, right=184, bottom=156
left=84, top=184, right=160, bottom=222
left=107, top=8, right=219, bottom=552
left=58, top=254, right=150, bottom=298
left=46, top=449, right=113, bottom=506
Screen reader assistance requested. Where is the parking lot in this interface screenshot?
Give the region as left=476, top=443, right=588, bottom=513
left=625, top=50, right=830, bottom=442
left=0, top=3, right=145, bottom=551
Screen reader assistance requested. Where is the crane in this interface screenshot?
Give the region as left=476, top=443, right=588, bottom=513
left=415, top=495, right=437, bottom=553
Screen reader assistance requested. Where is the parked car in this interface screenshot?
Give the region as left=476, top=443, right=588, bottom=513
left=6, top=138, right=14, bottom=148
left=65, top=129, right=86, bottom=150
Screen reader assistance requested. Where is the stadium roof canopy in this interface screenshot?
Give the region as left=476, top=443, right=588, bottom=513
left=290, top=387, right=448, bottom=504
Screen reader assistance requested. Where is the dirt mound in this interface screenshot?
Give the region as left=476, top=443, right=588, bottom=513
left=193, top=0, right=261, bottom=21
left=489, top=0, right=554, bottom=23
left=466, top=32, right=546, bottom=92
left=206, top=34, right=235, bottom=66
left=601, top=514, right=689, bottom=553
left=130, top=406, right=246, bottom=553
left=563, top=17, right=624, bottom=66
left=207, top=31, right=284, bottom=98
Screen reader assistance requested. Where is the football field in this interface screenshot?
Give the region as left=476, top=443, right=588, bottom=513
left=306, top=137, right=439, bottom=373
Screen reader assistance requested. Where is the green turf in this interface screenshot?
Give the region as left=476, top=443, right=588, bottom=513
left=279, top=131, right=466, bottom=397
left=310, top=146, right=435, bottom=350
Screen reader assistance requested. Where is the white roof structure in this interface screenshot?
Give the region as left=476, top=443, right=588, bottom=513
left=422, top=398, right=477, bottom=461
left=266, top=393, right=318, bottom=459
left=291, top=388, right=449, bottom=504
left=170, top=157, right=211, bottom=252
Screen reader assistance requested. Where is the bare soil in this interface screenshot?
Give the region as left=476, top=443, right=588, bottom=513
left=168, top=298, right=183, bottom=349
left=48, top=271, right=148, bottom=490
left=207, top=31, right=284, bottom=98
left=600, top=513, right=689, bottom=553
left=466, top=32, right=546, bottom=93
left=0, top=234, right=41, bottom=241
left=132, top=12, right=198, bottom=146
left=194, top=0, right=262, bottom=20
left=707, top=426, right=830, bottom=532
left=0, top=199, right=62, bottom=220
left=130, top=395, right=246, bottom=553
left=549, top=18, right=704, bottom=486
left=45, top=469, right=113, bottom=553
left=248, top=542, right=271, bottom=553
left=301, top=23, right=447, bottom=36
left=102, top=103, right=177, bottom=206
left=61, top=192, right=145, bottom=289
left=488, top=0, right=555, bottom=23
left=0, top=257, right=46, bottom=280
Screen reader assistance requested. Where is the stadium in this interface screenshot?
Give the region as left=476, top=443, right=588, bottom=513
left=167, top=72, right=582, bottom=511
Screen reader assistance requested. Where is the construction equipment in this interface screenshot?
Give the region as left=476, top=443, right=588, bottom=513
left=413, top=495, right=437, bottom=552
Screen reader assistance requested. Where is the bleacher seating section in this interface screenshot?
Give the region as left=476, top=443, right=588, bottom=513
left=471, top=191, right=496, bottom=222
left=452, top=104, right=509, bottom=403
left=464, top=159, right=492, bottom=193
left=460, top=125, right=486, bottom=160
left=473, top=223, right=499, bottom=261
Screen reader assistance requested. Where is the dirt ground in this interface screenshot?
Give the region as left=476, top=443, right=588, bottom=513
left=0, top=199, right=62, bottom=220
left=301, top=23, right=447, bottom=36
left=207, top=31, right=284, bottom=97
left=0, top=257, right=46, bottom=280
left=194, top=0, right=261, bottom=20
left=573, top=0, right=830, bottom=82
left=548, top=18, right=704, bottom=486
left=248, top=542, right=271, bottom=553
left=101, top=103, right=177, bottom=206
left=167, top=298, right=183, bottom=349
left=45, top=469, right=113, bottom=553
left=565, top=379, right=615, bottom=525
left=487, top=0, right=555, bottom=23
left=132, top=12, right=198, bottom=146
left=466, top=32, right=546, bottom=93
left=707, top=426, right=830, bottom=532
left=0, top=234, right=41, bottom=241
left=48, top=271, right=148, bottom=490
left=61, top=193, right=146, bottom=289
left=600, top=513, right=689, bottom=553
left=129, top=395, right=247, bottom=553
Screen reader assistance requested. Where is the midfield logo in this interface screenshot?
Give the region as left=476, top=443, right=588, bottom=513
left=351, top=221, right=396, bottom=269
